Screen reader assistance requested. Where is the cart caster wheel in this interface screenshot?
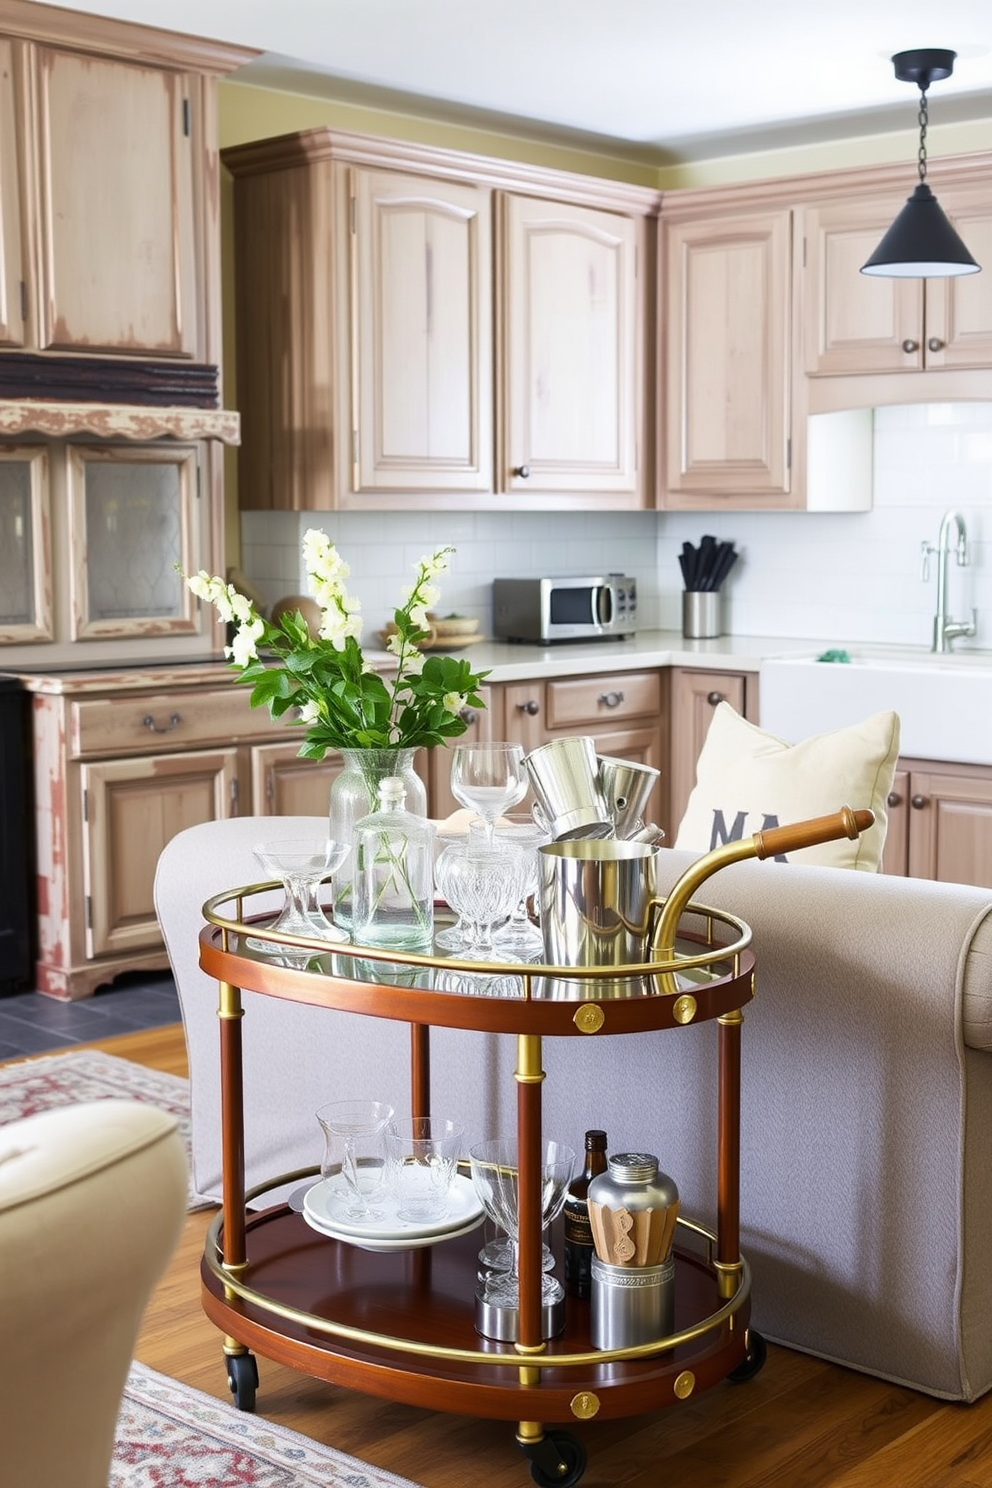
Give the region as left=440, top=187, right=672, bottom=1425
left=522, top=1430, right=587, bottom=1487
left=225, top=1351, right=259, bottom=1411
left=729, top=1328, right=767, bottom=1383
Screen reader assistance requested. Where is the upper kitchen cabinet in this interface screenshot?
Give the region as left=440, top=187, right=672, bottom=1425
left=661, top=206, right=794, bottom=507
left=0, top=3, right=253, bottom=367
left=224, top=128, right=658, bottom=512
left=0, top=38, right=27, bottom=348
left=803, top=186, right=992, bottom=379
left=499, top=194, right=641, bottom=500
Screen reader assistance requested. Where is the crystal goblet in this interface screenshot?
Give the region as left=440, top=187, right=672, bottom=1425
left=491, top=814, right=548, bottom=957
left=469, top=1137, right=575, bottom=1307
left=434, top=837, right=520, bottom=957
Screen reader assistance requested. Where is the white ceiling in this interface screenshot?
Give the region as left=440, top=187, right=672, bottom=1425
left=35, top=0, right=992, bottom=159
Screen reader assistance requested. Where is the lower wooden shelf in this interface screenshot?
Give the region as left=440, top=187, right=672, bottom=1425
left=201, top=1202, right=751, bottom=1424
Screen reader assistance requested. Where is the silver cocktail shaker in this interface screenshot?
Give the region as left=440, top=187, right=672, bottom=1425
left=588, top=1152, right=679, bottom=1350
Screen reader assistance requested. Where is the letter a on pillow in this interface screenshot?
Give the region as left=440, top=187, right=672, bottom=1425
left=674, top=703, right=900, bottom=870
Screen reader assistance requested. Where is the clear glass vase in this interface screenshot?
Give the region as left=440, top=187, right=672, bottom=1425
left=329, top=747, right=426, bottom=929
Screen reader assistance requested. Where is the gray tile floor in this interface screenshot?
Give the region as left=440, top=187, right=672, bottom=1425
left=0, top=972, right=181, bottom=1061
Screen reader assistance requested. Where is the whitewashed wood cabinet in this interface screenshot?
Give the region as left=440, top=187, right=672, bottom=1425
left=225, top=128, right=658, bottom=512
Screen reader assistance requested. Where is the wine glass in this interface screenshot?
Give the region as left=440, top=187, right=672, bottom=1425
left=492, top=815, right=548, bottom=958
left=469, top=1137, right=575, bottom=1308
left=250, top=838, right=351, bottom=950
left=316, top=1099, right=394, bottom=1222
left=449, top=743, right=527, bottom=847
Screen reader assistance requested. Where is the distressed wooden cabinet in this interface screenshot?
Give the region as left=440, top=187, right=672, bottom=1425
left=0, top=3, right=250, bottom=364
left=668, top=668, right=760, bottom=836
left=225, top=128, right=657, bottom=512
left=21, top=668, right=337, bottom=1000
left=882, top=759, right=992, bottom=888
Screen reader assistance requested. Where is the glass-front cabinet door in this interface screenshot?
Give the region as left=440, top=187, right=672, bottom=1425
left=0, top=447, right=52, bottom=643
left=67, top=443, right=200, bottom=640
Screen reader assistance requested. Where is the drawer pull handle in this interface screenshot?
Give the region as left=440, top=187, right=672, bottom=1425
left=516, top=699, right=540, bottom=716
left=927, top=337, right=945, bottom=353
left=911, top=794, right=929, bottom=810
left=902, top=338, right=920, bottom=354
left=459, top=707, right=479, bottom=725
left=886, top=791, right=902, bottom=808
left=143, top=711, right=181, bottom=734
left=599, top=690, right=625, bottom=709
left=706, top=691, right=724, bottom=707
left=512, top=464, right=531, bottom=479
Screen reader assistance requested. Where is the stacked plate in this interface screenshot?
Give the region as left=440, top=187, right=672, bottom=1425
left=302, top=1172, right=485, bottom=1252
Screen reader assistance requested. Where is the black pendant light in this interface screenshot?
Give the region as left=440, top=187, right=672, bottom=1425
left=861, top=48, right=981, bottom=279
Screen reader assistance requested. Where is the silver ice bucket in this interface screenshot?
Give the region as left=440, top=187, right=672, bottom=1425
left=537, top=838, right=663, bottom=967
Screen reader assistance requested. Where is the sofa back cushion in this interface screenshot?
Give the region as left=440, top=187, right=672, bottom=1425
left=674, top=703, right=900, bottom=871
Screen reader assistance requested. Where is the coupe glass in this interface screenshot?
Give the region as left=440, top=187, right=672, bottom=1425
left=469, top=1137, right=575, bottom=1308
left=251, top=838, right=351, bottom=949
left=449, top=743, right=527, bottom=847
left=316, top=1099, right=394, bottom=1222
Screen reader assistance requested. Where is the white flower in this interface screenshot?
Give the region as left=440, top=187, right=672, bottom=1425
left=402, top=650, right=425, bottom=675
left=419, top=582, right=440, bottom=609
left=227, top=615, right=264, bottom=667
left=186, top=570, right=213, bottom=600
left=443, top=691, right=466, bottom=713
left=408, top=604, right=430, bottom=630
left=298, top=699, right=322, bottom=724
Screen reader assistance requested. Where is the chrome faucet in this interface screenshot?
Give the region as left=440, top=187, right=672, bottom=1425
left=921, top=510, right=977, bottom=653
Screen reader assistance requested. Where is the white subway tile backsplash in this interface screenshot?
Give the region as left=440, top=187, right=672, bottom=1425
left=240, top=403, right=992, bottom=646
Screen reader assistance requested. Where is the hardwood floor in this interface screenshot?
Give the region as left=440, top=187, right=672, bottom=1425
left=85, top=1024, right=992, bottom=1487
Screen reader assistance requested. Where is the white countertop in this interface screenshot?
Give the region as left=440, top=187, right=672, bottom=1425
left=459, top=630, right=837, bottom=683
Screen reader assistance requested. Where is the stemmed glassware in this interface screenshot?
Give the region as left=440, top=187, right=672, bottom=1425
left=449, top=743, right=528, bottom=847
left=249, top=838, right=351, bottom=955
left=434, top=834, right=521, bottom=957
left=492, top=815, right=548, bottom=958
left=469, top=1137, right=575, bottom=1309
left=316, top=1099, right=394, bottom=1222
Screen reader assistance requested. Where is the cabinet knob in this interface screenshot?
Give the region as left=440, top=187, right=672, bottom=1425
left=706, top=691, right=724, bottom=707
left=886, top=791, right=902, bottom=808
left=142, top=711, right=181, bottom=734
left=459, top=707, right=478, bottom=725
left=516, top=698, right=540, bottom=716
left=599, top=690, right=625, bottom=709
left=902, top=339, right=920, bottom=354
left=927, top=337, right=945, bottom=353
left=512, top=464, right=530, bottom=479
left=911, top=794, right=929, bottom=810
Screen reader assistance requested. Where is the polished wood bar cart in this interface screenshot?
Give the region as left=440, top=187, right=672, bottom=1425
left=197, top=810, right=870, bottom=1485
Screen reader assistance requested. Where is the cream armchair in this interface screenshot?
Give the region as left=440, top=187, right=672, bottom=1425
left=0, top=1098, right=187, bottom=1488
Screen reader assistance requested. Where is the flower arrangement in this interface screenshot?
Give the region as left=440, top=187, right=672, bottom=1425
left=185, top=531, right=488, bottom=757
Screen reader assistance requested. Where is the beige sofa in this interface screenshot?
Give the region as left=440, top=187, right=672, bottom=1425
left=155, top=817, right=992, bottom=1402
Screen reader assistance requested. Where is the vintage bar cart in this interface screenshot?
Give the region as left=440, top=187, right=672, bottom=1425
left=196, top=808, right=871, bottom=1485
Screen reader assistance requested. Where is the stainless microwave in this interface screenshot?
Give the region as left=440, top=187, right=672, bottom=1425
left=493, top=575, right=637, bottom=644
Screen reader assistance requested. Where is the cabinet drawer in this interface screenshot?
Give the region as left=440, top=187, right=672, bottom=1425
left=70, top=688, right=293, bottom=757
left=545, top=671, right=661, bottom=731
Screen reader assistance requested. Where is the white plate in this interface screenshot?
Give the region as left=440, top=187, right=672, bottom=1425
left=302, top=1172, right=483, bottom=1242
left=301, top=1206, right=485, bottom=1252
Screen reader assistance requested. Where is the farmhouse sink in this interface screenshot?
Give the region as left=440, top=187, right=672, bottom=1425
left=759, top=647, right=992, bottom=766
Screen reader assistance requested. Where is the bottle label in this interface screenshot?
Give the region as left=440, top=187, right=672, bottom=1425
left=563, top=1198, right=592, bottom=1246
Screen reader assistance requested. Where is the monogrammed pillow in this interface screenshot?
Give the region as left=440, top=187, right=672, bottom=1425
left=674, top=703, right=900, bottom=871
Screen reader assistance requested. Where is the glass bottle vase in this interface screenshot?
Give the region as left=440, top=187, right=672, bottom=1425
left=329, top=747, right=426, bottom=929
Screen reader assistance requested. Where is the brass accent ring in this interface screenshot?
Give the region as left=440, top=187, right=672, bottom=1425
left=674, top=1370, right=696, bottom=1399
left=571, top=1391, right=601, bottom=1419
left=574, top=1004, right=605, bottom=1033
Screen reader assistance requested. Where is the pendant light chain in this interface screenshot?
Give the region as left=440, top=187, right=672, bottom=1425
left=917, top=87, right=929, bottom=183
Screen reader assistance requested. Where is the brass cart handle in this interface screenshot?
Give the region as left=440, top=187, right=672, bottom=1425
left=652, top=805, right=875, bottom=958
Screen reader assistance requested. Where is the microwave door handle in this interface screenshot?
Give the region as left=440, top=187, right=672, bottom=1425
left=595, top=585, right=613, bottom=627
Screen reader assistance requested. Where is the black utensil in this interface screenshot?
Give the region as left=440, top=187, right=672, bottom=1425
left=710, top=543, right=739, bottom=591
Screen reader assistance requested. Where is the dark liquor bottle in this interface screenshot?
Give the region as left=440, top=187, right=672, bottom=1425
left=563, top=1129, right=608, bottom=1300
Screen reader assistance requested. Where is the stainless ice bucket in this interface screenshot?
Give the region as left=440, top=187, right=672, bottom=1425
left=524, top=736, right=613, bottom=842
left=537, top=838, right=662, bottom=967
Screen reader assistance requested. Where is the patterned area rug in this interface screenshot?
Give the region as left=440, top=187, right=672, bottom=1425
left=114, top=1363, right=424, bottom=1487
left=0, top=1049, right=203, bottom=1208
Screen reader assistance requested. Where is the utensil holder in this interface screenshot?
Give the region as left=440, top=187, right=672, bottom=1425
left=682, top=590, right=722, bottom=640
